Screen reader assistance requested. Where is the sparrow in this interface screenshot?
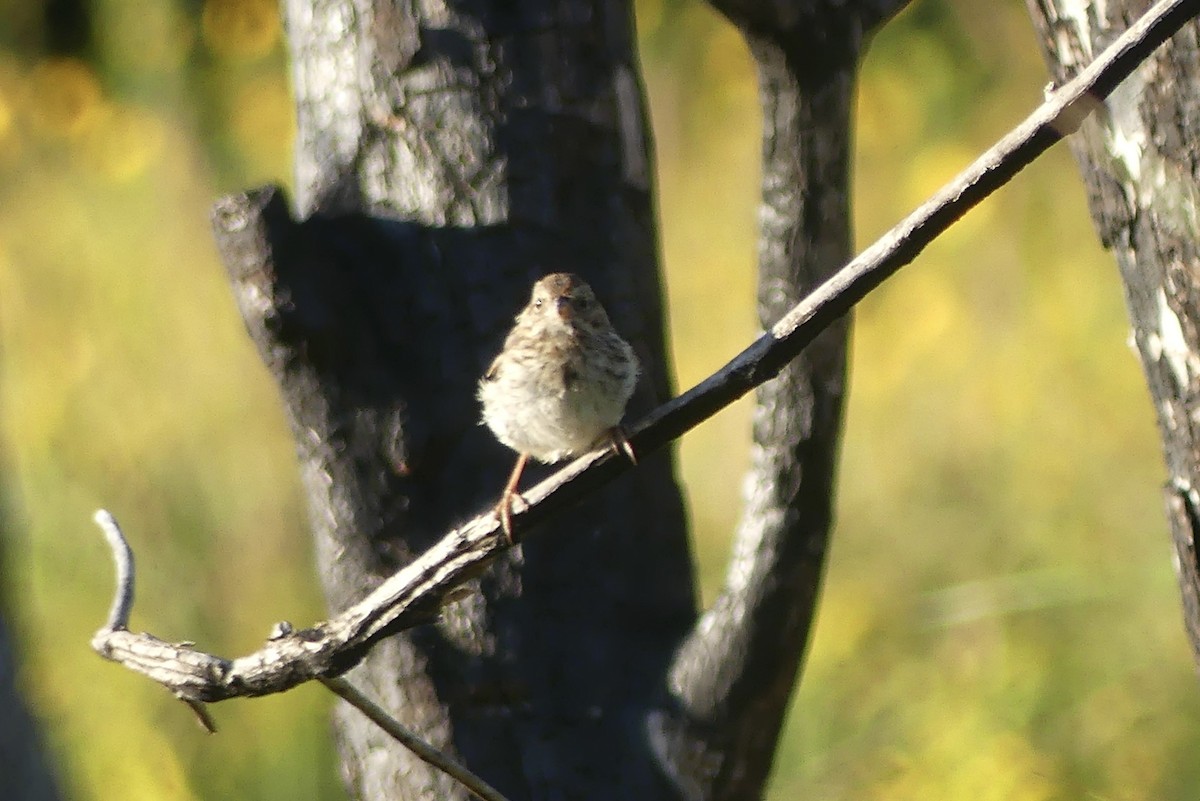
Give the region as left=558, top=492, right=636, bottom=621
left=478, top=273, right=639, bottom=539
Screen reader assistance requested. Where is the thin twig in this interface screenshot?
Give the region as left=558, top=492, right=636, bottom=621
left=183, top=698, right=219, bottom=734
left=320, top=677, right=512, bottom=801
left=93, top=510, right=134, bottom=631
left=91, top=0, right=1198, bottom=712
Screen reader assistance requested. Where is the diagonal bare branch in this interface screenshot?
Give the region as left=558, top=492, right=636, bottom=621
left=91, top=0, right=1199, bottom=710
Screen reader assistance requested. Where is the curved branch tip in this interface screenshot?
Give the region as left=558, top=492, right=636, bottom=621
left=93, top=509, right=135, bottom=631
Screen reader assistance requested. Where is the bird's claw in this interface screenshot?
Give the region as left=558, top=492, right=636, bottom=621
left=496, top=490, right=528, bottom=544
left=608, top=426, right=637, bottom=465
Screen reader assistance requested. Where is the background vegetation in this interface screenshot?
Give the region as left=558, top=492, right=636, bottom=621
left=2, top=0, right=1197, bottom=798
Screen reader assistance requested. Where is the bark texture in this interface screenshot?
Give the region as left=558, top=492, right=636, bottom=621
left=1025, top=1, right=1200, bottom=665
left=237, top=0, right=696, bottom=797
left=212, top=0, right=894, bottom=797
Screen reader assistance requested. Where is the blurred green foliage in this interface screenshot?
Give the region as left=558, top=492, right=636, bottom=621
left=1, top=0, right=1196, bottom=799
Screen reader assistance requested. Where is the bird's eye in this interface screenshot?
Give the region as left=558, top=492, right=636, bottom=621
left=534, top=298, right=544, bottom=309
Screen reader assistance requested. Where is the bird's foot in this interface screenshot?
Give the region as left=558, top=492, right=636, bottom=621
left=495, top=487, right=530, bottom=544
left=494, top=453, right=530, bottom=544
left=607, top=426, right=637, bottom=465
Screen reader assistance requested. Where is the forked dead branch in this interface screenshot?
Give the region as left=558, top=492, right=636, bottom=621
left=89, top=0, right=1200, bottom=786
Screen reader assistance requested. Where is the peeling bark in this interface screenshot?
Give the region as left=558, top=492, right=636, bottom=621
left=1025, top=0, right=1200, bottom=664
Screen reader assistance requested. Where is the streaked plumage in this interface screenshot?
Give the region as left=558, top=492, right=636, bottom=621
left=479, top=273, right=639, bottom=538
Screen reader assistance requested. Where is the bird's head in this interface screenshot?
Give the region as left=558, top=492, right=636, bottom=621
left=524, top=273, right=611, bottom=329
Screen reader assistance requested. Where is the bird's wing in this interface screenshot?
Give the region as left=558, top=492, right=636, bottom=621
left=482, top=354, right=502, bottom=382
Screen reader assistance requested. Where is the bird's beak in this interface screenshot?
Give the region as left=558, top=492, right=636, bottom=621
left=555, top=296, right=573, bottom=320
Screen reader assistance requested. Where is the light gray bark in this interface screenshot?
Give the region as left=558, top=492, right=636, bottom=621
left=1025, top=0, right=1200, bottom=666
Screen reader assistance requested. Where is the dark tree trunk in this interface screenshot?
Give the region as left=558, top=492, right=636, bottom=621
left=211, top=0, right=898, bottom=797
left=218, top=0, right=695, bottom=794
left=1025, top=2, right=1200, bottom=667
left=660, top=3, right=904, bottom=797
left=0, top=528, right=61, bottom=801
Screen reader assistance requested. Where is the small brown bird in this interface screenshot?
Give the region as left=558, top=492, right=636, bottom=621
left=479, top=273, right=639, bottom=539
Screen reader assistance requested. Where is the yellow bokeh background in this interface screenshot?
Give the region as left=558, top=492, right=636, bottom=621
left=3, top=0, right=1199, bottom=799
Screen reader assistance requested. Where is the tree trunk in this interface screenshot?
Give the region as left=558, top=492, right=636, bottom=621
left=211, top=0, right=896, bottom=797
left=661, top=3, right=904, bottom=797
left=1024, top=2, right=1200, bottom=665
left=0, top=548, right=60, bottom=801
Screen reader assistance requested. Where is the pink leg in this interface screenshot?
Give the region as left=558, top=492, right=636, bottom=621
left=496, top=452, right=529, bottom=542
